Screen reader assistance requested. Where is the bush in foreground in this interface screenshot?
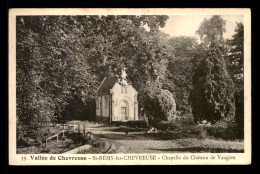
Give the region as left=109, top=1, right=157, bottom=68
left=143, top=89, right=177, bottom=128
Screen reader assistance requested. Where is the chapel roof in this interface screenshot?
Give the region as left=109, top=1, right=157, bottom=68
left=96, top=76, right=118, bottom=95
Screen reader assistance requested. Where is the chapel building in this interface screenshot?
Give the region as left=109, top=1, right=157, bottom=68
left=96, top=76, right=138, bottom=123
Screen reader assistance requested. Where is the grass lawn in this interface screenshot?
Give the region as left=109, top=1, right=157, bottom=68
left=171, top=138, right=243, bottom=153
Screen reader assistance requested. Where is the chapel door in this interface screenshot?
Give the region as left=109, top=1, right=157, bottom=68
left=121, top=107, right=127, bottom=120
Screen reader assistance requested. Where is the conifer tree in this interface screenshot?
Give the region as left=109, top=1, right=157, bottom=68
left=189, top=47, right=235, bottom=122
left=190, top=15, right=235, bottom=122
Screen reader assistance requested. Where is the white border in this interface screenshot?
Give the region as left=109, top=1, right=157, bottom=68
left=9, top=8, right=251, bottom=165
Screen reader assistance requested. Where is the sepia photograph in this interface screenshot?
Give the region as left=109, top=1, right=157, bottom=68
left=9, top=8, right=251, bottom=165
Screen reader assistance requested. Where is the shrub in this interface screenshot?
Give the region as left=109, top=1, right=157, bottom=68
left=234, top=89, right=244, bottom=139
left=205, top=119, right=237, bottom=140
left=67, top=133, right=89, bottom=144
left=153, top=114, right=197, bottom=132
left=143, top=89, right=177, bottom=127
left=112, top=121, right=127, bottom=127
left=175, top=114, right=195, bottom=126
left=196, top=125, right=208, bottom=138
left=126, top=120, right=148, bottom=128
left=17, top=122, right=29, bottom=140
left=156, top=121, right=173, bottom=132
left=17, top=138, right=30, bottom=148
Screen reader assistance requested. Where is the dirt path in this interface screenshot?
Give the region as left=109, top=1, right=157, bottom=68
left=86, top=125, right=180, bottom=153
left=88, top=127, right=182, bottom=153
left=86, top=124, right=244, bottom=153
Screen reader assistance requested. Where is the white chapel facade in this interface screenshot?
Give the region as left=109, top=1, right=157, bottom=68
left=96, top=76, right=138, bottom=123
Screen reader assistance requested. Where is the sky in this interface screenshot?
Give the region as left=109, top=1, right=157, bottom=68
left=160, top=15, right=243, bottom=40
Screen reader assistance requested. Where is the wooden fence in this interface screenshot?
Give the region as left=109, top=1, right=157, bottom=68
left=45, top=130, right=66, bottom=147
left=45, top=121, right=90, bottom=147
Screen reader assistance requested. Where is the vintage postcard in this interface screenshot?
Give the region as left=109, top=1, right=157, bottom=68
left=9, top=8, right=251, bottom=165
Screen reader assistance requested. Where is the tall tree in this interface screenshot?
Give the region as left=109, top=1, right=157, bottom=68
left=226, top=22, right=244, bottom=138
left=189, top=48, right=236, bottom=122
left=196, top=15, right=226, bottom=49
left=162, top=36, right=206, bottom=115
left=190, top=16, right=236, bottom=123
left=17, top=16, right=98, bottom=128
left=226, top=22, right=244, bottom=89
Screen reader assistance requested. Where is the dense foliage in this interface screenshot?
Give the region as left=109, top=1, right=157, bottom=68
left=16, top=15, right=169, bottom=136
